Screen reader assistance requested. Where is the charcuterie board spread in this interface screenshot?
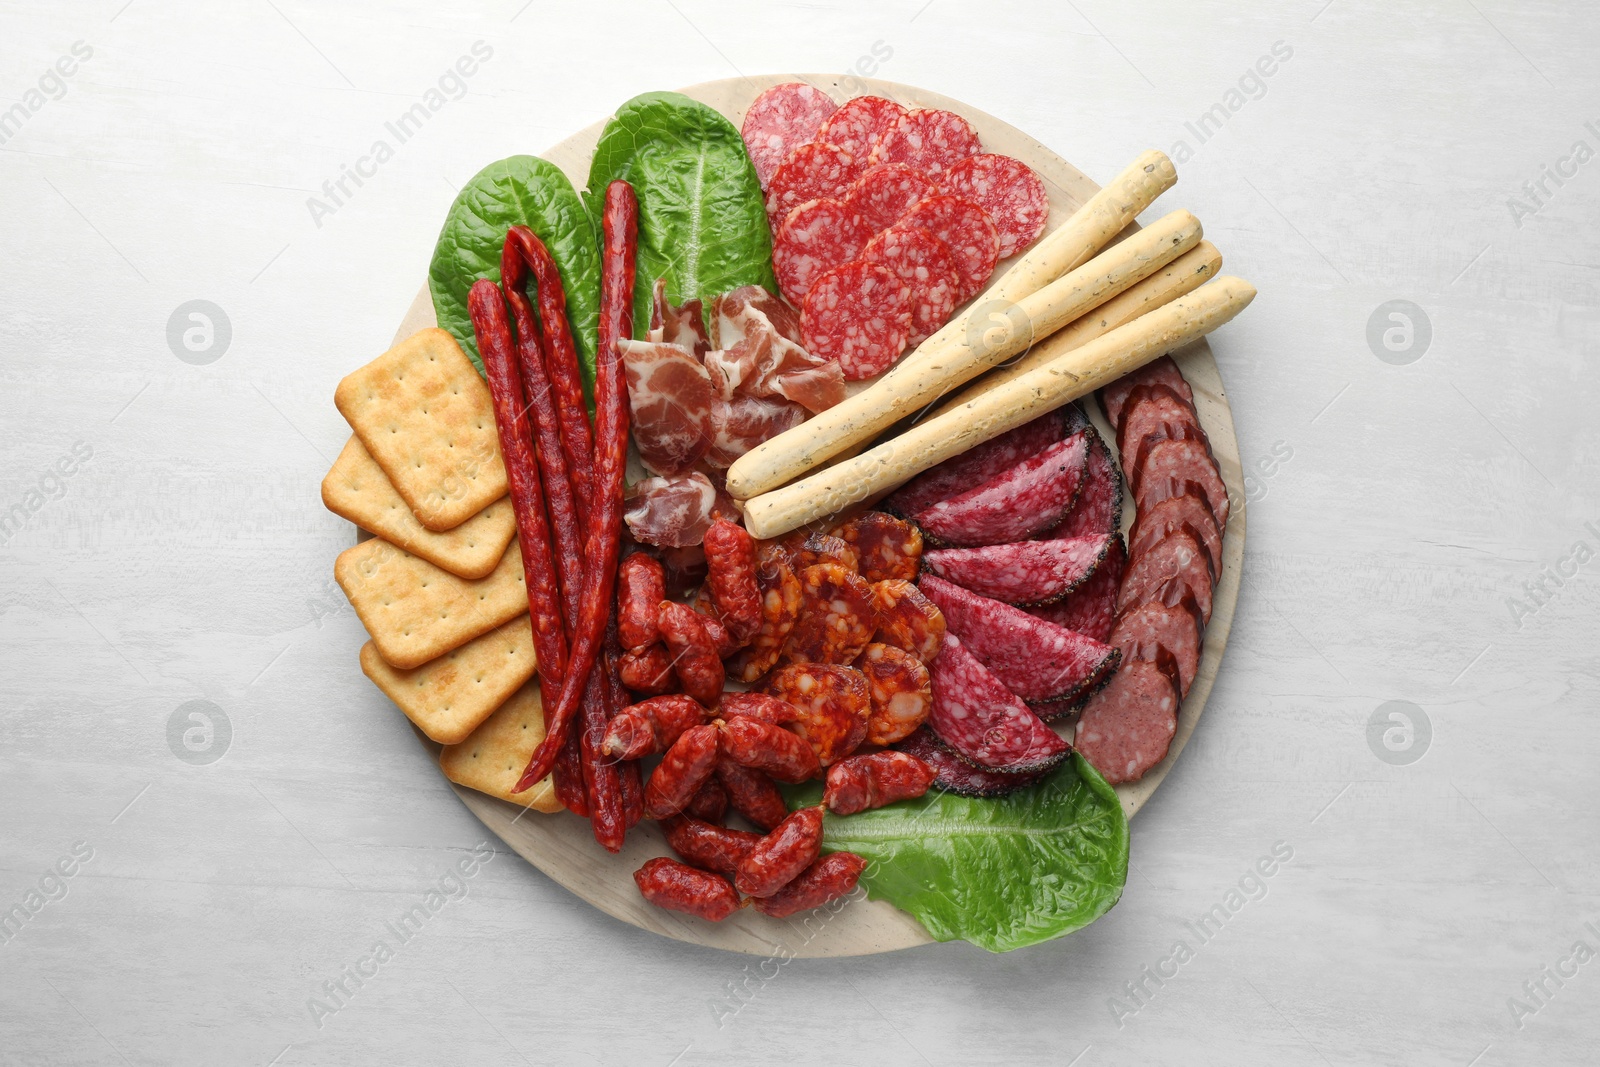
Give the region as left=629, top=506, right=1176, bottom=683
left=324, top=76, right=1252, bottom=955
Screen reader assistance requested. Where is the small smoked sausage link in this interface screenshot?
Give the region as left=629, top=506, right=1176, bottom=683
left=703, top=518, right=763, bottom=642
left=633, top=857, right=742, bottom=922
left=603, top=695, right=706, bottom=760
left=662, top=816, right=762, bottom=879
left=753, top=852, right=868, bottom=918
left=683, top=777, right=729, bottom=824
left=717, top=692, right=803, bottom=727
left=618, top=554, right=666, bottom=651
left=643, top=724, right=720, bottom=819
left=617, top=643, right=678, bottom=695
left=657, top=600, right=726, bottom=705
left=735, top=806, right=825, bottom=898
left=718, top=715, right=822, bottom=784
left=823, top=751, right=936, bottom=815
left=715, top=756, right=791, bottom=832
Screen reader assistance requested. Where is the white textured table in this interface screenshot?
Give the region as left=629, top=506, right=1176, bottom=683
left=1, top=3, right=1596, bottom=1065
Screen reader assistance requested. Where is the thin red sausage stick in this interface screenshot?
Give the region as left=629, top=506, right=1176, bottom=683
left=515, top=185, right=637, bottom=793
left=581, top=617, right=628, bottom=850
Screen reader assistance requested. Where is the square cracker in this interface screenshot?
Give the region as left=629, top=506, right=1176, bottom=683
left=360, top=615, right=537, bottom=745
left=335, top=533, right=526, bottom=669
left=322, top=435, right=515, bottom=580
left=439, top=679, right=563, bottom=813
left=335, top=328, right=508, bottom=532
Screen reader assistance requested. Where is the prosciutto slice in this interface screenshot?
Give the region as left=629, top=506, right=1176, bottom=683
left=705, top=393, right=808, bottom=468
left=619, top=339, right=715, bottom=477
left=711, top=287, right=845, bottom=413
left=624, top=472, right=718, bottom=548
left=647, top=278, right=710, bottom=359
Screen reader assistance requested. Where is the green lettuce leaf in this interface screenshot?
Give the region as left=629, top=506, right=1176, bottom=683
left=788, top=754, right=1128, bottom=953
left=583, top=91, right=778, bottom=339
left=428, top=155, right=601, bottom=386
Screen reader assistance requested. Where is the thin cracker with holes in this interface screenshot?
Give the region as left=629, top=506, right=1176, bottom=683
left=335, top=533, right=527, bottom=669
left=439, top=679, right=563, bottom=812
left=359, top=615, right=537, bottom=744
left=334, top=328, right=508, bottom=531
left=321, top=435, right=516, bottom=579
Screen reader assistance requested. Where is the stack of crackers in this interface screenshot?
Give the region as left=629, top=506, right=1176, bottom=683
left=323, top=328, right=562, bottom=813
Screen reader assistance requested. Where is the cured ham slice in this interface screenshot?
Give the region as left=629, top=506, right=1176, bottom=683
left=709, top=287, right=845, bottom=413
left=705, top=393, right=808, bottom=468
left=624, top=471, right=718, bottom=548
left=647, top=278, right=710, bottom=359
left=619, top=338, right=715, bottom=477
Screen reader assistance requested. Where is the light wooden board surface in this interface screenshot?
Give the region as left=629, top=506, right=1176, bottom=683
left=387, top=74, right=1246, bottom=956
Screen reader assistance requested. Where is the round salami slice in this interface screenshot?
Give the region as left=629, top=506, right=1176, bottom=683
left=844, top=163, right=934, bottom=232
left=1117, top=526, right=1214, bottom=624
left=1026, top=536, right=1126, bottom=643
left=940, top=154, right=1049, bottom=260
left=886, top=409, right=1070, bottom=518
left=1128, top=485, right=1222, bottom=577
left=1111, top=584, right=1204, bottom=698
left=1117, top=383, right=1205, bottom=477
left=772, top=197, right=873, bottom=302
left=869, top=107, right=982, bottom=178
left=871, top=579, right=946, bottom=662
left=926, top=634, right=1071, bottom=774
left=860, top=225, right=960, bottom=348
left=919, top=574, right=1118, bottom=704
left=784, top=563, right=878, bottom=664
left=1134, top=438, right=1231, bottom=530
left=915, top=431, right=1089, bottom=547
left=766, top=143, right=865, bottom=229
left=800, top=261, right=912, bottom=380
left=764, top=662, right=870, bottom=765
left=741, top=82, right=840, bottom=188
left=831, top=511, right=922, bottom=582
left=893, top=726, right=1047, bottom=797
left=922, top=534, right=1113, bottom=606
left=816, top=96, right=907, bottom=162
left=1045, top=428, right=1123, bottom=542
left=1097, top=356, right=1195, bottom=434
left=899, top=194, right=1000, bottom=303
left=854, top=642, right=932, bottom=746
left=1074, top=655, right=1180, bottom=784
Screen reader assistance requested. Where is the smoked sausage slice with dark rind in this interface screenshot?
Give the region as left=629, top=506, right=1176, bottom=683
left=1073, top=652, right=1181, bottom=785
left=893, top=726, right=1048, bottom=797
left=886, top=409, right=1068, bottom=518
left=1111, top=582, right=1205, bottom=698
left=922, top=535, right=1113, bottom=606
left=926, top=634, right=1072, bottom=774
left=1117, top=526, right=1215, bottom=624
left=1026, top=536, right=1127, bottom=644
left=1128, top=485, right=1223, bottom=577
left=914, top=432, right=1089, bottom=547
left=1117, top=383, right=1206, bottom=477
left=1134, top=438, right=1231, bottom=531
left=1097, top=355, right=1196, bottom=435
left=919, top=574, right=1119, bottom=704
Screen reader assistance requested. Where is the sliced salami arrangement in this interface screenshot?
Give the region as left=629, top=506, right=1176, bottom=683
left=744, top=83, right=1050, bottom=380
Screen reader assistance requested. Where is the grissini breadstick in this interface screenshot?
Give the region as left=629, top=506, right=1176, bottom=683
left=739, top=276, right=1257, bottom=539
left=930, top=240, right=1222, bottom=418
left=727, top=204, right=1198, bottom=501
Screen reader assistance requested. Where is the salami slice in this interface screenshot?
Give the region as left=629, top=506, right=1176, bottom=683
left=618, top=339, right=715, bottom=477
left=1097, top=356, right=1195, bottom=434
left=785, top=563, right=878, bottom=664
left=915, top=432, right=1090, bottom=547
left=860, top=225, right=960, bottom=347
left=919, top=574, right=1118, bottom=704
left=869, top=108, right=982, bottom=178
left=704, top=393, right=808, bottom=469
left=773, top=197, right=874, bottom=302
left=800, top=261, right=913, bottom=380
left=816, top=96, right=906, bottom=162
left=764, top=662, right=870, bottom=765
left=1117, top=384, right=1205, bottom=477
left=926, top=634, right=1071, bottom=774
left=1134, top=438, right=1231, bottom=530
left=893, top=726, right=1047, bottom=797
left=1027, top=536, right=1126, bottom=643
left=766, top=143, right=865, bottom=229
left=1046, top=428, right=1123, bottom=541
left=1117, top=527, right=1214, bottom=624
left=844, top=163, right=934, bottom=232
left=871, top=579, right=946, bottom=662
left=1074, top=655, right=1180, bottom=784
left=831, top=511, right=922, bottom=582
left=741, top=82, right=839, bottom=187
left=854, top=642, right=932, bottom=746
left=1128, top=486, right=1222, bottom=577
left=899, top=194, right=1000, bottom=303
left=726, top=547, right=804, bottom=683
left=885, top=409, right=1069, bottom=517
left=923, top=534, right=1112, bottom=606
left=939, top=154, right=1049, bottom=259
left=1111, top=584, right=1204, bottom=697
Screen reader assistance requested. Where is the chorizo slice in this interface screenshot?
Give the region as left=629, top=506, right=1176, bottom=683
left=871, top=579, right=946, bottom=662
left=853, top=642, right=932, bottom=747
left=831, top=511, right=922, bottom=582
left=785, top=563, right=877, bottom=665
left=726, top=549, right=803, bottom=683
left=765, top=662, right=870, bottom=766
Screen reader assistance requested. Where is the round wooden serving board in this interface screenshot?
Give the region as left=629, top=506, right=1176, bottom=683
left=388, top=75, right=1246, bottom=956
